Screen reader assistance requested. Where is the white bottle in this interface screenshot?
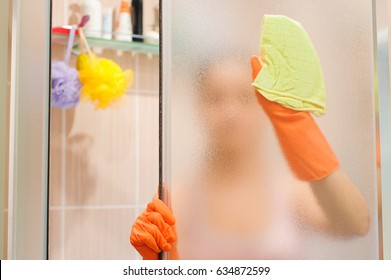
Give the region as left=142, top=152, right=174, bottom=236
left=81, top=0, right=102, bottom=38
left=102, top=8, right=113, bottom=40
left=114, top=0, right=132, bottom=42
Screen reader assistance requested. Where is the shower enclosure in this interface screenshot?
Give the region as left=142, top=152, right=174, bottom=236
left=0, top=0, right=390, bottom=259
left=1, top=0, right=160, bottom=260
left=161, top=0, right=391, bottom=259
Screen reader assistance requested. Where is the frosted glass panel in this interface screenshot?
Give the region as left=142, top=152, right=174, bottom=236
left=162, top=0, right=378, bottom=259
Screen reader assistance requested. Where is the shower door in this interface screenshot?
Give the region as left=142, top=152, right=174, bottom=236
left=2, top=0, right=160, bottom=260
left=2, top=0, right=52, bottom=259
left=48, top=0, right=160, bottom=260
left=161, top=0, right=387, bottom=259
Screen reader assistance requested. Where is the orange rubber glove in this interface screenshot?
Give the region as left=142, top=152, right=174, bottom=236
left=130, top=198, right=176, bottom=260
left=251, top=55, right=340, bottom=181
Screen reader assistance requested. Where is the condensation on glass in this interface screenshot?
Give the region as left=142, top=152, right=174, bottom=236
left=162, top=0, right=379, bottom=259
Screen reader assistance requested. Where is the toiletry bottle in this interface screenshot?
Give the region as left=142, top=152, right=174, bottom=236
left=81, top=0, right=102, bottom=38
left=115, top=0, right=133, bottom=42
left=102, top=8, right=113, bottom=40
left=132, top=0, right=143, bottom=42
left=143, top=1, right=159, bottom=44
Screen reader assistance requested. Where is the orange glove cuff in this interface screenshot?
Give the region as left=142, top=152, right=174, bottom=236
left=251, top=56, right=340, bottom=181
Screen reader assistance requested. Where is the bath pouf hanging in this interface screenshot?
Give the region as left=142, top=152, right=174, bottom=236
left=52, top=61, right=81, bottom=108
left=77, top=53, right=133, bottom=109
left=51, top=26, right=81, bottom=109
left=77, top=27, right=134, bottom=110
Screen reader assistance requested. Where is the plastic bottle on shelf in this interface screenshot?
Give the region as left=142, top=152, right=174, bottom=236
left=81, top=0, right=102, bottom=38
left=115, top=0, right=133, bottom=42
left=143, top=2, right=159, bottom=44
left=102, top=8, right=113, bottom=40
left=132, top=0, right=143, bottom=42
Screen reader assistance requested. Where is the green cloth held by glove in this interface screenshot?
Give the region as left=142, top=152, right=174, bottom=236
left=252, top=15, right=326, bottom=116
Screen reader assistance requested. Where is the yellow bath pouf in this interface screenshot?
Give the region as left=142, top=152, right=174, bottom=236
left=252, top=15, right=326, bottom=116
left=77, top=53, right=133, bottom=109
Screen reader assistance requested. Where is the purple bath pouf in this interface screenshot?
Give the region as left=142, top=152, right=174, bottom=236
left=51, top=61, right=81, bottom=109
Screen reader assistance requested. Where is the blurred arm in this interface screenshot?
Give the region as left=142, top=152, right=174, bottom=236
left=295, top=169, right=370, bottom=237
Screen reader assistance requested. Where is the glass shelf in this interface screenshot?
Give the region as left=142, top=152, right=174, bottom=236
left=51, top=33, right=159, bottom=55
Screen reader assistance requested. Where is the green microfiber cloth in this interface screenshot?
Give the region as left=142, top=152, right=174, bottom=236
left=252, top=15, right=326, bottom=116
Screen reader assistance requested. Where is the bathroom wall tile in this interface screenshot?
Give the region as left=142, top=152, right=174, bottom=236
left=52, top=0, right=67, bottom=27
left=3, top=211, right=8, bottom=259
left=51, top=45, right=66, bottom=61
left=49, top=109, right=63, bottom=207
left=66, top=0, right=83, bottom=26
left=48, top=210, right=62, bottom=259
left=138, top=54, right=159, bottom=91
left=119, top=51, right=138, bottom=78
left=4, top=173, right=8, bottom=211
left=50, top=107, right=79, bottom=207
left=143, top=0, right=159, bottom=33
left=100, top=0, right=119, bottom=9
left=64, top=98, right=138, bottom=206
left=64, top=208, right=137, bottom=259
left=139, top=95, right=159, bottom=205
